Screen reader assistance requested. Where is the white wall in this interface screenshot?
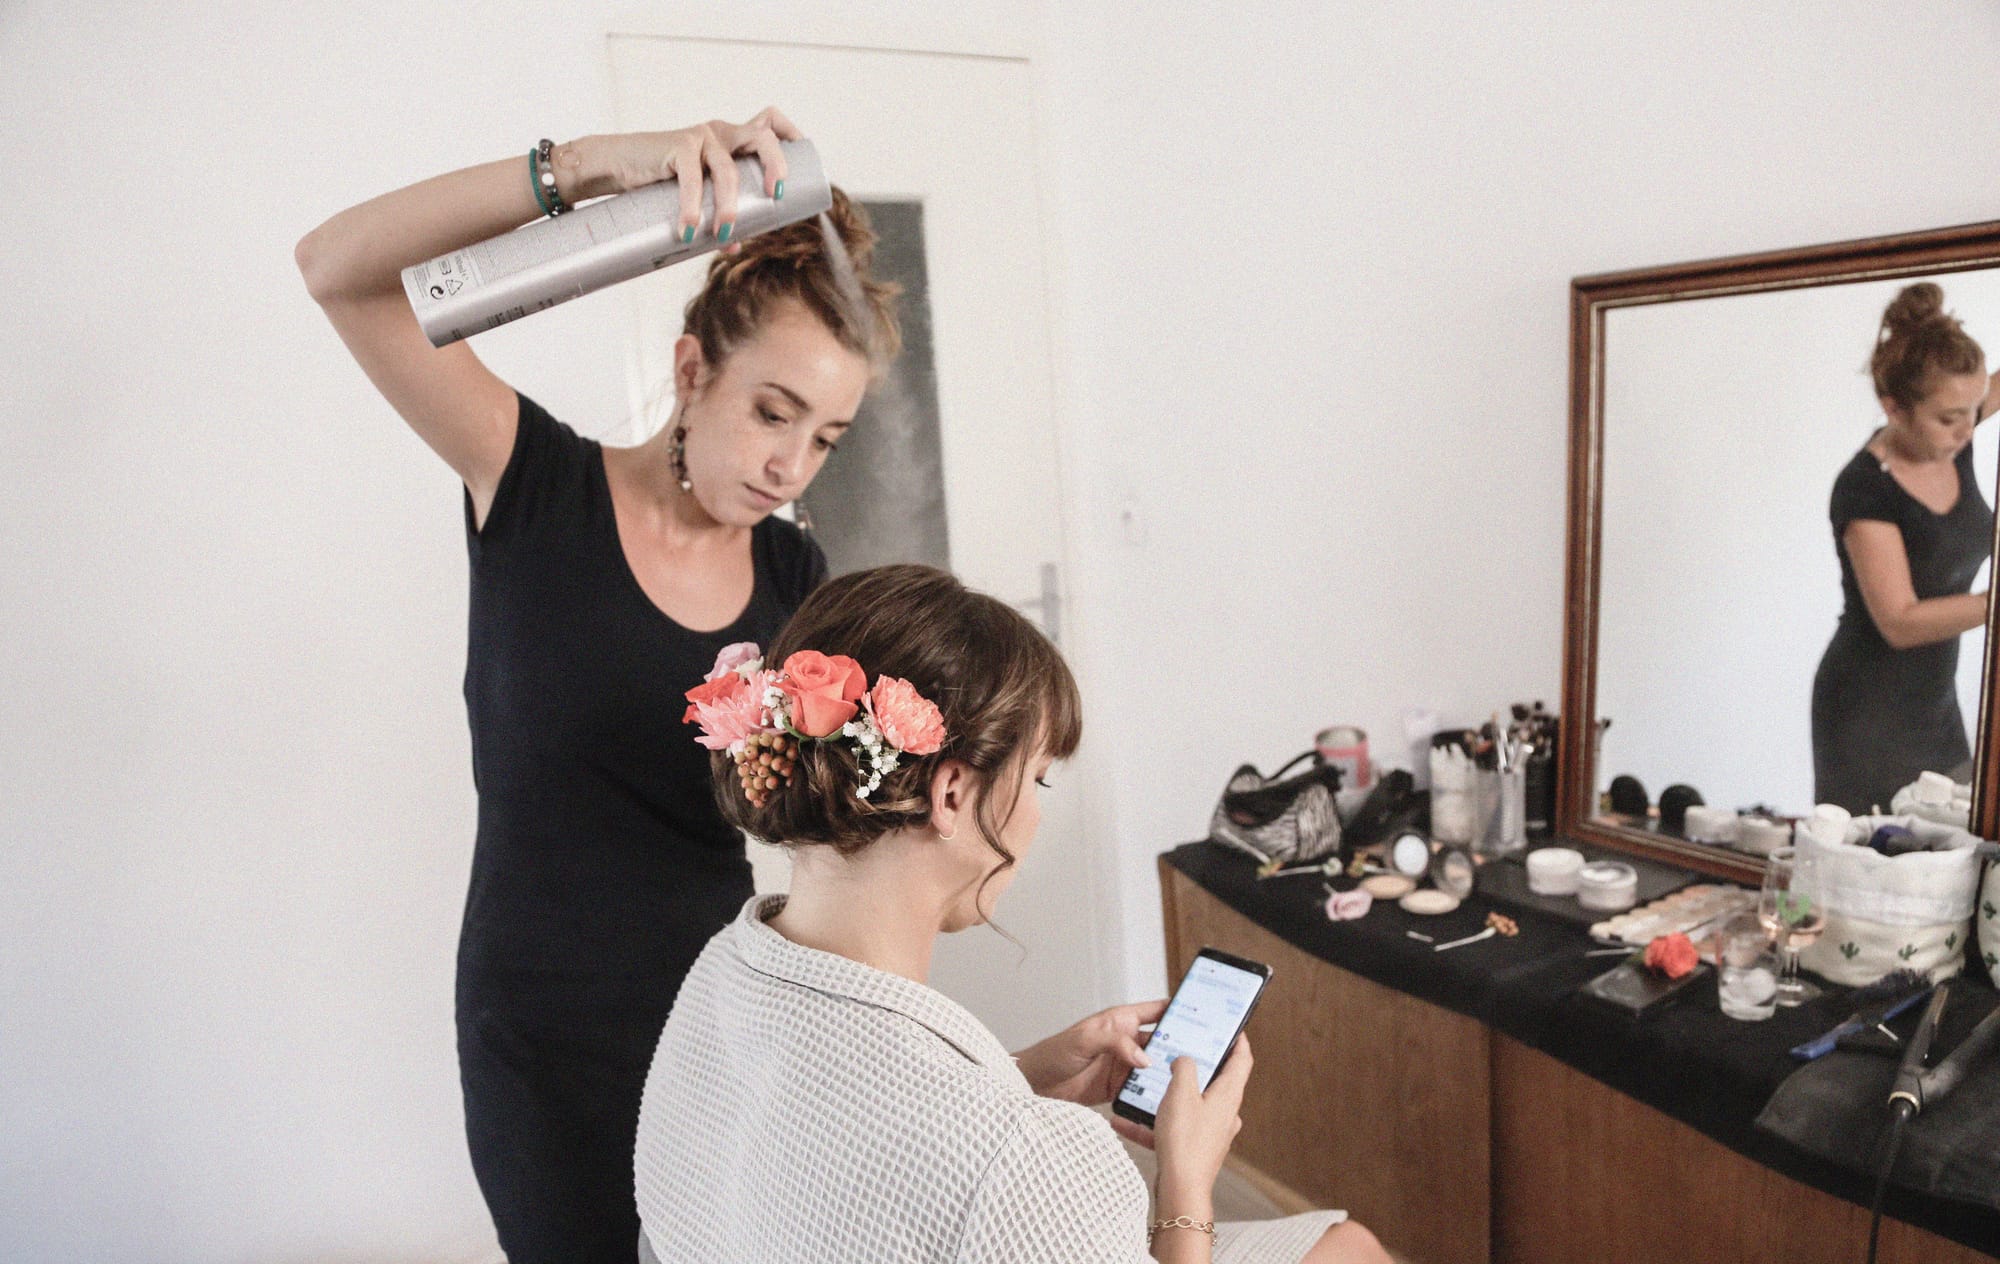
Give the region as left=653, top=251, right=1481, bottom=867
left=9, top=2, right=2000, bottom=1260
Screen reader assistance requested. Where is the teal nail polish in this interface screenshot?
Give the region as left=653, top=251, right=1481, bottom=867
left=774, top=179, right=785, bottom=201
left=681, top=225, right=695, bottom=245
left=718, top=222, right=734, bottom=244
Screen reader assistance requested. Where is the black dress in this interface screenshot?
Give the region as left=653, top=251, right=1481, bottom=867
left=456, top=394, right=826, bottom=1263
left=1811, top=438, right=1993, bottom=814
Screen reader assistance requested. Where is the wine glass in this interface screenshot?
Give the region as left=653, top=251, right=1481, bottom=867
left=1758, top=845, right=1826, bottom=1006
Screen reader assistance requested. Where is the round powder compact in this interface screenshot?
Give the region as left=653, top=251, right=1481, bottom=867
left=1525, top=846, right=1585, bottom=896
left=1576, top=861, right=1639, bottom=912
left=1430, top=846, right=1476, bottom=900
left=1400, top=889, right=1461, bottom=916
left=1361, top=873, right=1417, bottom=899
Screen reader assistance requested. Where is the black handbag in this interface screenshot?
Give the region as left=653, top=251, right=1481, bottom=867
left=1208, top=751, right=1344, bottom=868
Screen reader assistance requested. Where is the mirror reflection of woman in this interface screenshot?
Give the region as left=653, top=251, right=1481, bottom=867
left=1812, top=283, right=2000, bottom=814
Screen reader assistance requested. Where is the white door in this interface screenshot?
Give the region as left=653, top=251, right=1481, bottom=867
left=608, top=36, right=1102, bottom=1048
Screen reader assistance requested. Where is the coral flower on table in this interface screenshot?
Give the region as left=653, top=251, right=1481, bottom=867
left=1644, top=931, right=1699, bottom=980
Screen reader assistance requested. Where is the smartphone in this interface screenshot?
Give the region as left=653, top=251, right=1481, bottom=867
left=1113, top=946, right=1273, bottom=1129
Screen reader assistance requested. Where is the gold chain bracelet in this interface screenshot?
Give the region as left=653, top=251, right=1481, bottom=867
left=1147, top=1215, right=1216, bottom=1244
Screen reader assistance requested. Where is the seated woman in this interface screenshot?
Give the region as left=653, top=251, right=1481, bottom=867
left=634, top=563, right=1388, bottom=1262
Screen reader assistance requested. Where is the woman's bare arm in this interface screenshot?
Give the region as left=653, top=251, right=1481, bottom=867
left=1844, top=519, right=1989, bottom=649
left=294, top=112, right=796, bottom=526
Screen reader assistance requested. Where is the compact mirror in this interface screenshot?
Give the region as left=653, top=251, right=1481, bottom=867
left=1389, top=830, right=1432, bottom=878
left=1431, top=845, right=1476, bottom=900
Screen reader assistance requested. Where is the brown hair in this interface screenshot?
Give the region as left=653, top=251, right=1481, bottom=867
left=711, top=564, right=1081, bottom=891
left=681, top=185, right=903, bottom=376
left=1870, top=282, right=1985, bottom=409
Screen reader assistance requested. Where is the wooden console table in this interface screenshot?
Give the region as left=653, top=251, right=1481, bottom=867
left=1161, top=854, right=1997, bottom=1264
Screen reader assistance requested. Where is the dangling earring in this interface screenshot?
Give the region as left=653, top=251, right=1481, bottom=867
left=667, top=404, right=693, bottom=493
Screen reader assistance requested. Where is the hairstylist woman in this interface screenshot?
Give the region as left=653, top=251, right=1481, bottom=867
left=1812, top=282, right=2000, bottom=815
left=295, top=108, right=901, bottom=1262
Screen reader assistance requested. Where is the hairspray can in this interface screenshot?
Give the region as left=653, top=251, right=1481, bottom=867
left=401, top=139, right=831, bottom=347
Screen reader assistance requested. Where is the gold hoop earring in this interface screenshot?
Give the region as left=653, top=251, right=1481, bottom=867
left=937, top=825, right=958, bottom=842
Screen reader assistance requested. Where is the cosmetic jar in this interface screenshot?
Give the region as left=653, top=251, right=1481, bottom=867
left=1576, top=861, right=1639, bottom=912
left=1735, top=814, right=1792, bottom=857
left=1681, top=805, right=1740, bottom=846
left=1525, top=846, right=1585, bottom=896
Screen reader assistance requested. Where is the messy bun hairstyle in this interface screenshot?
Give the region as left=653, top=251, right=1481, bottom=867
left=711, top=565, right=1081, bottom=882
left=1871, top=282, right=1985, bottom=410
left=682, top=185, right=903, bottom=375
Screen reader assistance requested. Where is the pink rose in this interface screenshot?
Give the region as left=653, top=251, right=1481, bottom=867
left=776, top=651, right=867, bottom=738
left=1325, top=888, right=1374, bottom=921
left=866, top=675, right=947, bottom=756
left=706, top=642, right=763, bottom=682
left=683, top=670, right=772, bottom=751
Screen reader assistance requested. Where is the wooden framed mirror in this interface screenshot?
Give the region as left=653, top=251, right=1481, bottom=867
left=1560, top=221, right=2000, bottom=881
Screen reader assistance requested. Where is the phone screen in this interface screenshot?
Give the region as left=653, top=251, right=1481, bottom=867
left=1116, top=951, right=1269, bottom=1122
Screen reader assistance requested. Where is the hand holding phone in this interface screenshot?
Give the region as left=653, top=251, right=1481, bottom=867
left=1152, top=1032, right=1255, bottom=1204
left=1113, top=947, right=1271, bottom=1129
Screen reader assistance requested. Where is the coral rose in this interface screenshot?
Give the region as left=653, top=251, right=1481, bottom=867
left=706, top=641, right=763, bottom=682
left=683, top=670, right=771, bottom=752
left=1644, top=932, right=1699, bottom=980
left=777, top=650, right=867, bottom=738
left=866, top=675, right=947, bottom=756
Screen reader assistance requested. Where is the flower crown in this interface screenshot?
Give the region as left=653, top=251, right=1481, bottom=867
left=683, top=642, right=948, bottom=806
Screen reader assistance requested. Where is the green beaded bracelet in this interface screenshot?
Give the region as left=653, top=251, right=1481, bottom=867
left=535, top=138, right=571, bottom=217
left=528, top=148, right=552, bottom=217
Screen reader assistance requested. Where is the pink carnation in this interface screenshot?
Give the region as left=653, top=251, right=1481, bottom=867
left=866, top=675, right=947, bottom=756
left=706, top=641, right=763, bottom=682
left=683, top=669, right=773, bottom=751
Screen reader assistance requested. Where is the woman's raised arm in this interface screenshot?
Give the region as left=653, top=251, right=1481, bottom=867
left=294, top=110, right=797, bottom=522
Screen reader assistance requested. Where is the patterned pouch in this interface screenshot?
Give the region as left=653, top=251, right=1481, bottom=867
left=1208, top=751, right=1344, bottom=869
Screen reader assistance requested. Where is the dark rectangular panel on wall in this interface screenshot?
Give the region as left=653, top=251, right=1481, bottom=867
left=799, top=199, right=950, bottom=576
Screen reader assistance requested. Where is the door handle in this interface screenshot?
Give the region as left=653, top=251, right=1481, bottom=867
left=1014, top=563, right=1062, bottom=647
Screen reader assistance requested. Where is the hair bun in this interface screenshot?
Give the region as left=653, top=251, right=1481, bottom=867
left=1869, top=281, right=1984, bottom=408
left=1881, top=281, right=1948, bottom=339
left=682, top=185, right=903, bottom=370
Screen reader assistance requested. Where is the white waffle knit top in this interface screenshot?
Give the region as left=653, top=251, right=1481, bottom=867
left=634, top=894, right=1344, bottom=1263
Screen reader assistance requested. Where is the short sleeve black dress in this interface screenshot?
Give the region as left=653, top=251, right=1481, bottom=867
left=1810, top=439, right=1992, bottom=814
left=455, top=394, right=826, bottom=1263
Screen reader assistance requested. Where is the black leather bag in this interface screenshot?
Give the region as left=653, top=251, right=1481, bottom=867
left=1208, top=751, right=1344, bottom=868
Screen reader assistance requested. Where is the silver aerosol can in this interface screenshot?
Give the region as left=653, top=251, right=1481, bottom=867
left=401, top=139, right=830, bottom=347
